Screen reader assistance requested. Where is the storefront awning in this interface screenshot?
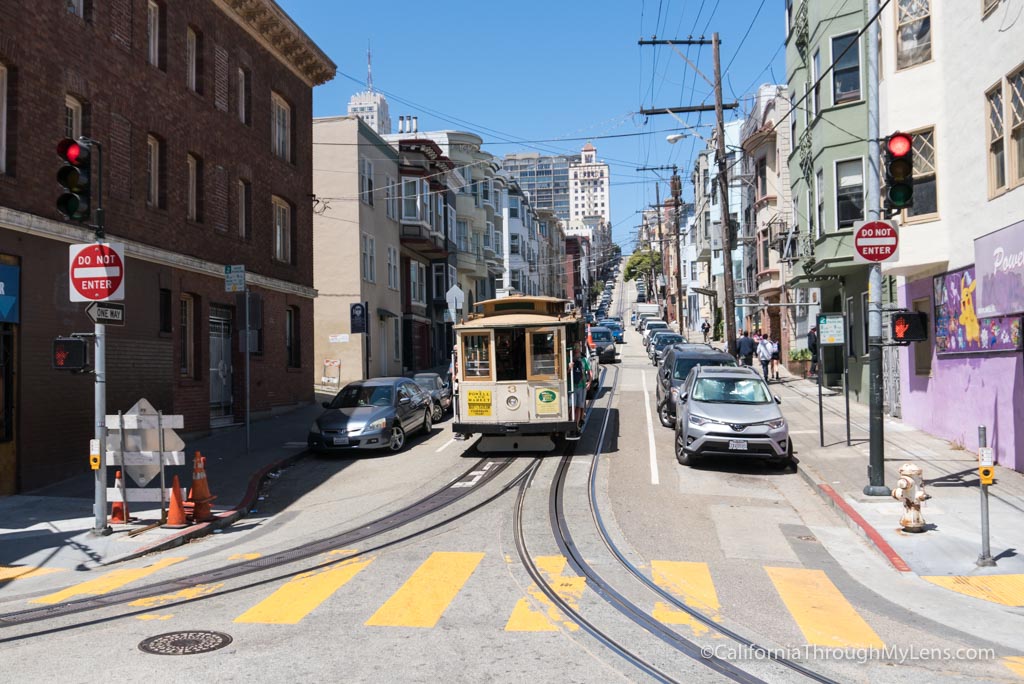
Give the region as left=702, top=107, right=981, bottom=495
left=689, top=287, right=718, bottom=298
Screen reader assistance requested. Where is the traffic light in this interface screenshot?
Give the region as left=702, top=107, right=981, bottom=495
left=52, top=337, right=88, bottom=371
left=884, top=132, right=914, bottom=212
left=891, top=311, right=928, bottom=343
left=56, top=137, right=92, bottom=222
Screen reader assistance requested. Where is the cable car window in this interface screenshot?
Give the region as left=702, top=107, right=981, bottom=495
left=462, top=333, right=492, bottom=380
left=528, top=330, right=559, bottom=379
left=495, top=328, right=527, bottom=381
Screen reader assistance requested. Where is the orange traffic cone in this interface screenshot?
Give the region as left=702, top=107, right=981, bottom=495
left=163, top=475, right=188, bottom=528
left=110, top=470, right=129, bottom=524
left=188, top=451, right=217, bottom=523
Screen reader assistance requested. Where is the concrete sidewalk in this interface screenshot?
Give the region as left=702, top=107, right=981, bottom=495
left=771, top=369, right=1024, bottom=607
left=0, top=396, right=329, bottom=572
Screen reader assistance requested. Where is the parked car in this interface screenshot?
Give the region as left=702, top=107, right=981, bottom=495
left=599, top=320, right=624, bottom=344
left=308, top=378, right=433, bottom=453
left=410, top=372, right=453, bottom=422
left=590, top=326, right=617, bottom=363
left=642, top=321, right=670, bottom=345
left=655, top=347, right=737, bottom=427
left=673, top=366, right=792, bottom=467
left=649, top=333, right=684, bottom=364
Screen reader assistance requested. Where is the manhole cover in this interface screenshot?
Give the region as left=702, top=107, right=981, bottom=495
left=138, top=631, right=232, bottom=655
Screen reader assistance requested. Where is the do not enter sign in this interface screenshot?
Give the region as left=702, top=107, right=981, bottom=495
left=853, top=220, right=899, bottom=263
left=69, top=242, right=125, bottom=302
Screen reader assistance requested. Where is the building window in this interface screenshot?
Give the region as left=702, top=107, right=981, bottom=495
left=815, top=170, right=824, bottom=238
left=361, top=234, right=376, bottom=282
left=761, top=235, right=770, bottom=271
left=690, top=261, right=698, bottom=281
left=896, top=0, right=931, bottom=70
left=387, top=246, right=399, bottom=290
left=1012, top=68, right=1024, bottom=187
left=237, top=179, right=251, bottom=238
left=756, top=158, right=767, bottom=198
left=832, top=33, right=861, bottom=105
left=359, top=157, right=374, bottom=205
left=509, top=197, right=520, bottom=219
left=237, top=67, right=250, bottom=125
left=146, top=134, right=163, bottom=208
left=988, top=84, right=1007, bottom=193
left=905, top=128, right=938, bottom=218
left=271, top=92, right=291, bottom=162
left=835, top=159, right=863, bottom=229
left=147, top=1, right=162, bottom=69
left=433, top=263, right=445, bottom=301
left=159, top=288, right=172, bottom=333
left=65, top=95, right=82, bottom=139
left=186, top=153, right=203, bottom=222
left=385, top=175, right=397, bottom=219
left=402, top=177, right=419, bottom=219
left=186, top=27, right=202, bottom=93
left=421, top=180, right=431, bottom=223
left=0, top=64, right=6, bottom=175
left=510, top=234, right=520, bottom=255
left=273, top=196, right=291, bottom=263
left=457, top=220, right=468, bottom=251
left=179, top=294, right=194, bottom=377
left=410, top=262, right=427, bottom=305
left=811, top=50, right=820, bottom=116
left=285, top=307, right=300, bottom=368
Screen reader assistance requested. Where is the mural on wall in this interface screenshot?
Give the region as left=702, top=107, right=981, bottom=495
left=933, top=266, right=1022, bottom=354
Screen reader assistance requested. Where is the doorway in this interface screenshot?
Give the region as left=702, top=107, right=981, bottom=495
left=0, top=324, right=16, bottom=495
left=209, top=306, right=234, bottom=427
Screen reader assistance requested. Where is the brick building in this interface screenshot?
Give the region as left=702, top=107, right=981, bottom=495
left=0, top=1, right=334, bottom=493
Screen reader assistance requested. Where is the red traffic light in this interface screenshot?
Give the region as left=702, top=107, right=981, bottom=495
left=886, top=133, right=912, bottom=157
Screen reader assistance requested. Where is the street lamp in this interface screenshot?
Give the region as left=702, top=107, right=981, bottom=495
left=666, top=133, right=687, bottom=144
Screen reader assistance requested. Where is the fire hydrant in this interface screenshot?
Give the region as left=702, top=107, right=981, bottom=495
left=892, top=463, right=929, bottom=533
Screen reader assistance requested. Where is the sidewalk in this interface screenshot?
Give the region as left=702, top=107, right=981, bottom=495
left=0, top=396, right=330, bottom=571
left=772, top=367, right=1024, bottom=607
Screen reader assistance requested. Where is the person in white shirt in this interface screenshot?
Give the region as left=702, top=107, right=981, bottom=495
left=769, top=336, right=781, bottom=380
left=756, top=336, right=774, bottom=380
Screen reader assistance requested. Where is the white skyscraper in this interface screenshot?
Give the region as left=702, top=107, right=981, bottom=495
left=569, top=142, right=611, bottom=225
left=346, top=45, right=391, bottom=135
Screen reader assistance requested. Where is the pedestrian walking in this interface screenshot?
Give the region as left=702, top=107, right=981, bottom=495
left=756, top=335, right=773, bottom=380
left=736, top=331, right=756, bottom=367
left=569, top=345, right=588, bottom=436
left=701, top=320, right=711, bottom=344
left=808, top=326, right=819, bottom=377
left=770, top=336, right=781, bottom=380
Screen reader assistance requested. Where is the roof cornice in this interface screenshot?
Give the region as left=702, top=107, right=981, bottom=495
left=216, top=0, right=336, bottom=86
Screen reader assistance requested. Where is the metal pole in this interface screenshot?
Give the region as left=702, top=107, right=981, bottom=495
left=818, top=342, right=825, bottom=448
left=713, top=33, right=738, bottom=358
left=245, top=288, right=251, bottom=454
left=844, top=330, right=852, bottom=446
left=157, top=410, right=167, bottom=522
left=977, top=425, right=996, bottom=566
left=118, top=410, right=128, bottom=521
left=91, top=140, right=109, bottom=533
left=671, top=171, right=685, bottom=331
left=864, top=0, right=889, bottom=496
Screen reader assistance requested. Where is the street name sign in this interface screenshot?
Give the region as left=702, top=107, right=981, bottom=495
left=69, top=242, right=125, bottom=302
left=853, top=220, right=899, bottom=263
left=85, top=301, right=125, bottom=326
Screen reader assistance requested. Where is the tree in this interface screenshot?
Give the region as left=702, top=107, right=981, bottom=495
left=623, top=249, right=662, bottom=282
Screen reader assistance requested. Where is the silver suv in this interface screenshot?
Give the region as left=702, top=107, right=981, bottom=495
left=674, top=366, right=793, bottom=468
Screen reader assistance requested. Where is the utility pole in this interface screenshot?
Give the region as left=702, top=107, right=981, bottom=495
left=864, top=0, right=889, bottom=496
left=712, top=33, right=737, bottom=357
left=670, top=170, right=685, bottom=331
left=637, top=165, right=676, bottom=308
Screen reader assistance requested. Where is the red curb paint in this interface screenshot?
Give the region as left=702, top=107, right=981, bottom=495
left=818, top=483, right=912, bottom=573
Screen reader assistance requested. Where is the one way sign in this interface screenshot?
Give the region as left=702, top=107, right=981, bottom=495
left=86, top=301, right=126, bottom=326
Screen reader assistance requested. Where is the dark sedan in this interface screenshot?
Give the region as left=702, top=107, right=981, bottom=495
left=308, top=378, right=433, bottom=453
left=411, top=372, right=452, bottom=422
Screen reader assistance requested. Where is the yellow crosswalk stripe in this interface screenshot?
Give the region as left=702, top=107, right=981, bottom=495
left=651, top=560, right=722, bottom=637
left=1003, top=656, right=1024, bottom=678
left=228, top=553, right=261, bottom=561
left=0, top=566, right=65, bottom=582
left=31, top=557, right=186, bottom=605
left=505, top=556, right=586, bottom=632
left=235, top=556, right=373, bottom=625
left=129, top=583, right=224, bottom=608
left=366, top=551, right=484, bottom=628
left=766, top=567, right=883, bottom=648
left=922, top=575, right=1024, bottom=607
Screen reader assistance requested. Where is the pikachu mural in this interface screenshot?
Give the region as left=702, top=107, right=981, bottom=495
left=933, top=267, right=1022, bottom=354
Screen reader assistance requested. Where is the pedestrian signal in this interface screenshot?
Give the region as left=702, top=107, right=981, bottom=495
left=52, top=337, right=88, bottom=370
left=891, top=311, right=928, bottom=343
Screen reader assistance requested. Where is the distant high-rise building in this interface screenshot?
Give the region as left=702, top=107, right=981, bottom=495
left=346, top=44, right=391, bottom=135
left=501, top=151, right=576, bottom=222
left=569, top=142, right=610, bottom=225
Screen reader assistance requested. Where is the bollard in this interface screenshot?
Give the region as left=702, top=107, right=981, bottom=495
left=977, top=426, right=996, bottom=567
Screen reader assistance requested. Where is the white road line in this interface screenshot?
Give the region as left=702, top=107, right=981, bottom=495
left=641, top=370, right=660, bottom=486
left=434, top=437, right=455, bottom=453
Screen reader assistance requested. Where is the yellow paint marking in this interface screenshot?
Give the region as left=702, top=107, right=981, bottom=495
left=0, top=566, right=65, bottom=582
left=235, top=556, right=373, bottom=625
left=366, top=552, right=484, bottom=628
left=228, top=553, right=261, bottom=561
left=505, top=556, right=586, bottom=632
left=766, top=567, right=883, bottom=648
left=32, top=558, right=186, bottom=605
left=136, top=614, right=174, bottom=621
left=922, top=574, right=1024, bottom=607
left=325, top=549, right=359, bottom=557
left=1003, top=656, right=1024, bottom=677
left=651, top=560, right=722, bottom=637
left=129, top=583, right=224, bottom=608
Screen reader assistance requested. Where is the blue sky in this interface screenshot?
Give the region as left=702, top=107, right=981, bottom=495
left=278, top=0, right=786, bottom=253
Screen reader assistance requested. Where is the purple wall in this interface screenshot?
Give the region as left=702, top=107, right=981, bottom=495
left=899, top=278, right=1024, bottom=471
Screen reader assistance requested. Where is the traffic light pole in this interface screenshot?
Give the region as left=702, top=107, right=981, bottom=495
left=864, top=0, right=889, bottom=497
left=89, top=140, right=111, bottom=534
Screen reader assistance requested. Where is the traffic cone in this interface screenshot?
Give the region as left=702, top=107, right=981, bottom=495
left=188, top=451, right=217, bottom=523
left=110, top=470, right=129, bottom=524
left=163, top=475, right=188, bottom=528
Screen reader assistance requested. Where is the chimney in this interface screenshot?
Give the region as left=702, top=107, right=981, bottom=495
left=398, top=115, right=405, bottom=133
left=412, top=116, right=418, bottom=133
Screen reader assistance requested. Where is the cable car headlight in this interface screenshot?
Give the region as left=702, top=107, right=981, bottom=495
left=506, top=395, right=520, bottom=410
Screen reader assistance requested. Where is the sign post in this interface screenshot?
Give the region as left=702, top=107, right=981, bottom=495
left=350, top=302, right=369, bottom=379
left=816, top=313, right=851, bottom=447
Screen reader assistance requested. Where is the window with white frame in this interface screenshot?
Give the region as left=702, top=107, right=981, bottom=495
left=146, top=134, right=161, bottom=207
left=896, top=0, right=931, bottom=69
left=1011, top=68, right=1024, bottom=187
left=447, top=203, right=456, bottom=242
left=832, top=33, right=861, bottom=104
left=510, top=234, right=521, bottom=255
left=387, top=246, right=399, bottom=290
left=457, top=220, right=468, bottom=251
left=421, top=179, right=431, bottom=223
left=811, top=50, right=820, bottom=116
left=461, top=165, right=472, bottom=193
left=410, top=262, right=427, bottom=305
left=147, top=1, right=162, bottom=68
left=906, top=128, right=937, bottom=218
left=815, top=170, right=824, bottom=238
left=835, top=159, right=864, bottom=229
left=385, top=175, right=397, bottom=219
left=359, top=157, right=374, bottom=205
left=271, top=92, right=291, bottom=162
left=447, top=265, right=456, bottom=294
left=361, top=234, right=376, bottom=282
left=989, top=67, right=1024, bottom=194
left=433, top=264, right=445, bottom=301
left=186, top=27, right=201, bottom=93
left=402, top=177, right=418, bottom=219
left=509, top=196, right=520, bottom=219
left=435, top=194, right=444, bottom=234
left=988, top=84, right=1007, bottom=192
left=65, top=95, right=82, bottom=140
left=237, top=179, right=251, bottom=238
left=237, top=67, right=250, bottom=124
left=0, top=64, right=6, bottom=175
left=273, top=196, right=291, bottom=263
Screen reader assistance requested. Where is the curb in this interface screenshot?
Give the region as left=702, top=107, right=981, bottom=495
left=796, top=461, right=912, bottom=573
left=102, top=450, right=308, bottom=566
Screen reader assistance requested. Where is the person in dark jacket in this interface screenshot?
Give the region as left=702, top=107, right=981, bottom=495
left=808, top=326, right=819, bottom=376
left=736, top=331, right=756, bottom=366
